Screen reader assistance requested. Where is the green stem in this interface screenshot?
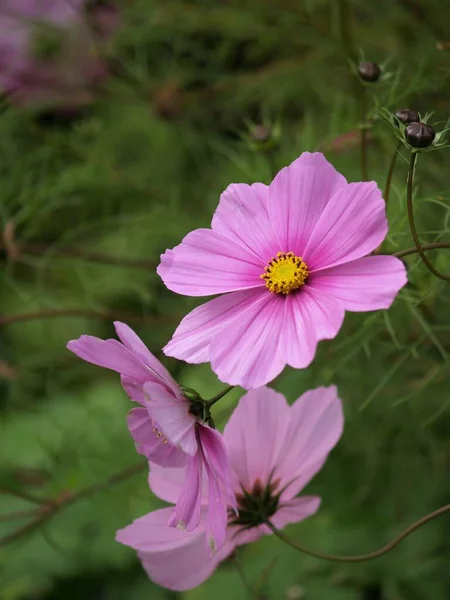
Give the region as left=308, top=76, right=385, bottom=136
left=360, top=87, right=369, bottom=181
left=205, top=385, right=235, bottom=408
left=384, top=141, right=401, bottom=206
left=374, top=141, right=402, bottom=254
left=266, top=503, right=450, bottom=563
left=406, top=153, right=450, bottom=281
left=394, top=242, right=450, bottom=259
left=232, top=552, right=255, bottom=599
left=336, top=0, right=356, bottom=60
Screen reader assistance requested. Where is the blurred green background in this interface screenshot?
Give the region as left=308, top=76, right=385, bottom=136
left=1, top=1, right=449, bottom=599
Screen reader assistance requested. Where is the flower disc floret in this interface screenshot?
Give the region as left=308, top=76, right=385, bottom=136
left=261, top=251, right=308, bottom=294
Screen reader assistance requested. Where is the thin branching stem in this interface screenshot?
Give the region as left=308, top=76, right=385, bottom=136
left=0, top=486, right=48, bottom=505
left=1, top=237, right=155, bottom=270
left=0, top=309, right=174, bottom=327
left=394, top=242, right=450, bottom=259
left=266, top=503, right=450, bottom=563
left=0, top=462, right=146, bottom=547
left=406, top=153, right=450, bottom=281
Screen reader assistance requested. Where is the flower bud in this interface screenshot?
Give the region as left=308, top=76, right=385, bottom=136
left=405, top=122, right=436, bottom=148
left=251, top=125, right=271, bottom=143
left=395, top=109, right=420, bottom=125
left=358, top=61, right=381, bottom=83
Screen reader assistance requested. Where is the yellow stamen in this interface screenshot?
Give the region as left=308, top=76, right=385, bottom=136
left=261, top=251, right=309, bottom=295
left=153, top=425, right=168, bottom=444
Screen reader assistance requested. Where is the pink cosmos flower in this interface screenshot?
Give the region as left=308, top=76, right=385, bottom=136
left=116, top=385, right=344, bottom=591
left=0, top=0, right=119, bottom=110
left=158, top=152, right=407, bottom=389
left=67, top=322, right=235, bottom=552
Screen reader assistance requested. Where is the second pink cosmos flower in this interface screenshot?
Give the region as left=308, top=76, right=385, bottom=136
left=158, top=152, right=407, bottom=389
left=67, top=322, right=235, bottom=553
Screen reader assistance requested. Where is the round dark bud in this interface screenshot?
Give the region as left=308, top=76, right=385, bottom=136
left=251, top=125, right=271, bottom=143
left=358, top=61, right=381, bottom=82
left=395, top=109, right=420, bottom=125
left=405, top=122, right=436, bottom=148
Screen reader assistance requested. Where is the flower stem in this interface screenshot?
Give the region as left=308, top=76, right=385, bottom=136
left=205, top=385, right=235, bottom=408
left=266, top=503, right=450, bottom=563
left=384, top=141, right=402, bottom=207
left=0, top=462, right=146, bottom=547
left=406, top=153, right=450, bottom=281
left=336, top=0, right=356, bottom=60
left=232, top=551, right=255, bottom=599
left=360, top=87, right=369, bottom=181
left=394, top=242, right=450, bottom=259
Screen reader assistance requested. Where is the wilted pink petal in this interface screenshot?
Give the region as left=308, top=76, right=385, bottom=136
left=198, top=426, right=237, bottom=553
left=168, top=453, right=203, bottom=532
left=67, top=323, right=197, bottom=464
left=159, top=152, right=407, bottom=388
left=143, top=381, right=197, bottom=456
left=67, top=336, right=150, bottom=385
left=127, top=408, right=187, bottom=468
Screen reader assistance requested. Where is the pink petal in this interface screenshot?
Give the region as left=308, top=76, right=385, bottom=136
left=272, top=496, right=321, bottom=529
left=156, top=247, right=174, bottom=281
left=143, top=381, right=197, bottom=456
left=127, top=408, right=187, bottom=467
left=210, top=289, right=286, bottom=388
left=211, top=182, right=278, bottom=261
left=310, top=255, right=407, bottom=311
left=67, top=336, right=149, bottom=383
left=168, top=453, right=203, bottom=532
left=157, top=229, right=265, bottom=296
left=163, top=288, right=265, bottom=365
left=304, top=181, right=387, bottom=270
left=114, top=321, right=179, bottom=394
left=277, top=386, right=344, bottom=498
left=268, top=152, right=347, bottom=253
left=223, top=387, right=290, bottom=490
left=199, top=425, right=236, bottom=553
left=116, top=509, right=234, bottom=591
left=148, top=463, right=191, bottom=504
left=121, top=375, right=145, bottom=404
left=280, top=287, right=345, bottom=369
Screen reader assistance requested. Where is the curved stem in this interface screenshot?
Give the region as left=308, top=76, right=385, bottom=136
left=384, top=141, right=402, bottom=207
left=266, top=503, right=450, bottom=563
left=205, top=385, right=235, bottom=408
left=406, top=153, right=450, bottom=281
left=394, top=242, right=450, bottom=259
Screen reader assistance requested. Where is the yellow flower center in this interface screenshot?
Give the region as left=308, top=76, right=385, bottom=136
left=261, top=252, right=309, bottom=295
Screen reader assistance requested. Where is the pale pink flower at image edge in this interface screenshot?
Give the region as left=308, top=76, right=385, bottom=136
left=67, top=321, right=235, bottom=553
left=0, top=0, right=119, bottom=109
left=116, top=385, right=344, bottom=591
left=158, top=152, right=407, bottom=389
